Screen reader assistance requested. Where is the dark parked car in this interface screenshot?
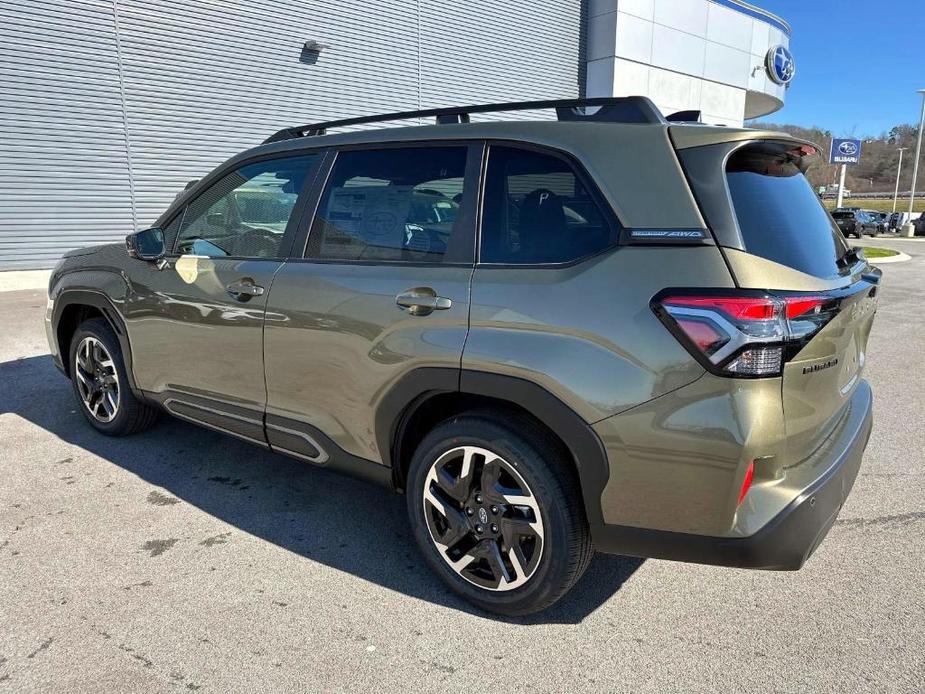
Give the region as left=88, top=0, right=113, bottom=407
left=867, top=211, right=890, bottom=234
left=913, top=212, right=925, bottom=236
left=46, top=97, right=877, bottom=615
left=833, top=210, right=878, bottom=238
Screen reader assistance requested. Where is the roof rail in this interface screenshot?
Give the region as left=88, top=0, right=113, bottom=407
left=262, top=96, right=666, bottom=144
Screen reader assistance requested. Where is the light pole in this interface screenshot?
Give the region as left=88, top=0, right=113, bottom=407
left=892, top=147, right=907, bottom=214
left=903, top=89, right=925, bottom=236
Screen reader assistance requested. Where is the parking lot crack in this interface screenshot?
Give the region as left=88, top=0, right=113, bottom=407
left=26, top=637, right=53, bottom=660
left=835, top=510, right=925, bottom=528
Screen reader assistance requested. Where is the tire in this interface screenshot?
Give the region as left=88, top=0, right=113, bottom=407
left=406, top=411, right=592, bottom=616
left=68, top=317, right=159, bottom=436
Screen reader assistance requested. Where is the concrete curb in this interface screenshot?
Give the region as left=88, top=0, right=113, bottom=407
left=0, top=270, right=52, bottom=293
left=868, top=252, right=911, bottom=264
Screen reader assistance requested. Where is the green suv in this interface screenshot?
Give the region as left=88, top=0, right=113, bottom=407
left=45, top=98, right=877, bottom=616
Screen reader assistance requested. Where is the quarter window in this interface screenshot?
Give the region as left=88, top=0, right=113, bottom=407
left=306, top=147, right=469, bottom=263
left=174, top=154, right=318, bottom=258
left=480, top=146, right=616, bottom=264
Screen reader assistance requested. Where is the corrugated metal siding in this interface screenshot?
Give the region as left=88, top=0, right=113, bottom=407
left=0, top=0, right=135, bottom=270
left=420, top=1, right=582, bottom=114
left=0, top=0, right=581, bottom=270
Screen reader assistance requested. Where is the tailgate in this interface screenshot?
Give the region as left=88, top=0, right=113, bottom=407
left=674, top=134, right=881, bottom=465
left=781, top=279, right=878, bottom=463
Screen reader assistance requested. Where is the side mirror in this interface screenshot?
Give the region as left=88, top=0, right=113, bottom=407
left=126, top=227, right=166, bottom=261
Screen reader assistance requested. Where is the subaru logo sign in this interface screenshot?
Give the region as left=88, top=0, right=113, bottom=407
left=838, top=141, right=858, bottom=156
left=830, top=138, right=862, bottom=165
left=766, top=45, right=795, bottom=86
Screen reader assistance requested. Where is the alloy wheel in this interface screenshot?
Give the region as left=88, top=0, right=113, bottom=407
left=74, top=336, right=120, bottom=423
left=422, top=445, right=544, bottom=591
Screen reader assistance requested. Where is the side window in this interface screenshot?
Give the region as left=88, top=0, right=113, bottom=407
left=174, top=154, right=318, bottom=258
left=480, top=146, right=616, bottom=264
left=306, top=146, right=469, bottom=263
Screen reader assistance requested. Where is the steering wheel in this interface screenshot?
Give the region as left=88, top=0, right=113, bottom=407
left=233, top=226, right=281, bottom=258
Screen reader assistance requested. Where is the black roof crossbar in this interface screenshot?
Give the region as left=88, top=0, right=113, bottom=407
left=263, top=96, right=665, bottom=144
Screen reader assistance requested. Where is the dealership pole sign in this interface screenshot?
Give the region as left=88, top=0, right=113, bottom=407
left=830, top=138, right=862, bottom=208
left=829, top=139, right=862, bottom=166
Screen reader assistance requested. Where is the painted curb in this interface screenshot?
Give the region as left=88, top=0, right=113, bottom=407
left=867, top=252, right=911, bottom=264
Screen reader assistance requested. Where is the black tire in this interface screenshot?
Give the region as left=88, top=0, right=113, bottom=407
left=68, top=317, right=159, bottom=436
left=406, top=411, right=592, bottom=616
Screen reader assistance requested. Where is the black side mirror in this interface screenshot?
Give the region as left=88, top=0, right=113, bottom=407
left=126, top=227, right=166, bottom=261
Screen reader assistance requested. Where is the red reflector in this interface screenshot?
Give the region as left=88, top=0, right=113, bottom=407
left=662, top=296, right=776, bottom=321
left=738, top=460, right=755, bottom=506
left=784, top=296, right=826, bottom=319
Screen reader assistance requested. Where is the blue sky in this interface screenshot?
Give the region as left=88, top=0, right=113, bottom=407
left=753, top=0, right=924, bottom=135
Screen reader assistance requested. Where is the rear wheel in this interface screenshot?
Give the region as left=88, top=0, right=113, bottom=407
left=406, top=412, right=592, bottom=616
left=69, top=318, right=159, bottom=436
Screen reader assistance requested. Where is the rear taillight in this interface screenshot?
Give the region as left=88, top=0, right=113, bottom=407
left=652, top=291, right=836, bottom=377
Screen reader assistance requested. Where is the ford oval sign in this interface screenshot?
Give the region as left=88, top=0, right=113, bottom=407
left=766, top=45, right=795, bottom=86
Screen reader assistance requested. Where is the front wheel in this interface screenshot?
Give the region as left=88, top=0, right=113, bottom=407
left=69, top=318, right=159, bottom=436
left=406, top=412, right=592, bottom=616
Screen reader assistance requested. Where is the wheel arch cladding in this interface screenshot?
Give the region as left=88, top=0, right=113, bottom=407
left=377, top=367, right=611, bottom=534
left=54, top=290, right=140, bottom=394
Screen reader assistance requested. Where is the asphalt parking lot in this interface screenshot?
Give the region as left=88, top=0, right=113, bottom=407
left=1, top=241, right=923, bottom=693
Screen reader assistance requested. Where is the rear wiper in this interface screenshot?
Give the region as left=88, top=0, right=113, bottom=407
left=836, top=247, right=860, bottom=269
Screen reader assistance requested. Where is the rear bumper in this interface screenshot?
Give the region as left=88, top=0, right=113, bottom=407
left=594, top=380, right=872, bottom=570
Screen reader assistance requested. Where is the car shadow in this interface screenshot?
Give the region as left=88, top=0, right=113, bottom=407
left=2, top=354, right=644, bottom=624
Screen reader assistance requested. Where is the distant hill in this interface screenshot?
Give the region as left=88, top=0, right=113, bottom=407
left=747, top=120, right=922, bottom=193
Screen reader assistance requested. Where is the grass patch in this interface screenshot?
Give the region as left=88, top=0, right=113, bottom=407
left=854, top=246, right=900, bottom=258
left=824, top=198, right=925, bottom=213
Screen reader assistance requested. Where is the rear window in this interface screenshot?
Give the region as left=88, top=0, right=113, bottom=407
left=726, top=144, right=850, bottom=278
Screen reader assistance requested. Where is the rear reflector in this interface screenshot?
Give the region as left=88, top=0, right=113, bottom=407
left=653, top=291, right=837, bottom=378
left=738, top=460, right=755, bottom=505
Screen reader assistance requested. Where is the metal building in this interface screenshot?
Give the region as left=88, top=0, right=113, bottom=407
left=0, top=0, right=791, bottom=270
left=586, top=0, right=793, bottom=127
left=0, top=0, right=583, bottom=269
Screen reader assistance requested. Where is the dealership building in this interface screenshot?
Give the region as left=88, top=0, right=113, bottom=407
left=0, top=0, right=792, bottom=269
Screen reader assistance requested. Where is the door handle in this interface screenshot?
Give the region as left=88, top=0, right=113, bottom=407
left=226, top=279, right=265, bottom=301
left=396, top=287, right=452, bottom=316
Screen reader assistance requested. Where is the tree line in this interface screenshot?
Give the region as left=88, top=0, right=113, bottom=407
left=748, top=121, right=924, bottom=193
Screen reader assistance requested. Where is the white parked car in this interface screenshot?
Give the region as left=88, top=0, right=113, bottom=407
left=889, top=212, right=912, bottom=231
